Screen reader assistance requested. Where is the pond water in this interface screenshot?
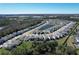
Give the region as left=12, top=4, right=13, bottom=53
left=39, top=24, right=53, bottom=30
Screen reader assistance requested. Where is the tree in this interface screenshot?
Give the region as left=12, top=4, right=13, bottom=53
left=0, top=48, right=11, bottom=55
left=66, top=46, right=77, bottom=55
left=11, top=41, right=33, bottom=55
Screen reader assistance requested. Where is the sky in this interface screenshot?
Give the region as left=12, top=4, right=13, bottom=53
left=0, top=3, right=79, bottom=14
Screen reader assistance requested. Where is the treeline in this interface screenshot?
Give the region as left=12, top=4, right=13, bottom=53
left=0, top=40, right=77, bottom=55
left=53, top=16, right=79, bottom=22
left=0, top=19, right=14, bottom=27
left=0, top=19, right=42, bottom=37
left=43, top=16, right=79, bottom=22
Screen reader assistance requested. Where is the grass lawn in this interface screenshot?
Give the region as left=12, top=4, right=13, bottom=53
left=57, top=35, right=75, bottom=48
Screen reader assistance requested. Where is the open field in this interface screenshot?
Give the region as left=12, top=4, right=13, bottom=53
left=57, top=36, right=75, bottom=48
